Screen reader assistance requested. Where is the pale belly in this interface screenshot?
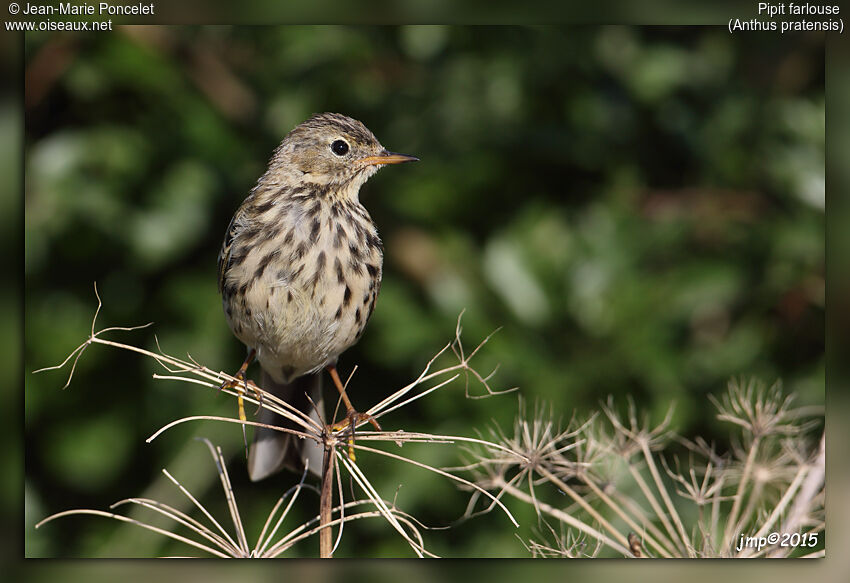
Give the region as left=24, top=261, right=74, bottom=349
left=223, top=221, right=381, bottom=384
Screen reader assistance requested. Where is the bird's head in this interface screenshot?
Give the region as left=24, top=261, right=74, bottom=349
left=266, top=112, right=417, bottom=200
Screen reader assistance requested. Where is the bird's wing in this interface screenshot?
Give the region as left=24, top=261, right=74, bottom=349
left=217, top=210, right=241, bottom=293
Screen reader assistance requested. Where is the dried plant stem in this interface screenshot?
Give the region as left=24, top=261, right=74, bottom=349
left=578, top=475, right=673, bottom=558
left=738, top=465, right=809, bottom=558
left=320, top=443, right=335, bottom=558
left=254, top=469, right=311, bottom=557
left=781, top=432, right=825, bottom=535
left=36, top=508, right=232, bottom=557
left=36, top=291, right=523, bottom=557
left=352, top=442, right=518, bottom=526
left=465, top=380, right=823, bottom=558
left=338, top=453, right=431, bottom=557
left=639, top=442, right=693, bottom=557
left=710, top=472, right=727, bottom=543
left=737, top=481, right=764, bottom=540
left=626, top=463, right=686, bottom=556
left=609, top=488, right=679, bottom=557
left=494, top=476, right=630, bottom=556
left=534, top=467, right=633, bottom=552
left=723, top=435, right=760, bottom=548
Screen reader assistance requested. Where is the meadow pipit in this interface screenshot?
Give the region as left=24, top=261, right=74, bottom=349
left=218, top=113, right=417, bottom=480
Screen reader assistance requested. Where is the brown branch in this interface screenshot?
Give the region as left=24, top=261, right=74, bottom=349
left=320, top=439, right=335, bottom=558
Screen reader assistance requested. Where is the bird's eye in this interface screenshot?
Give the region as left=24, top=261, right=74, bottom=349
left=331, top=140, right=349, bottom=156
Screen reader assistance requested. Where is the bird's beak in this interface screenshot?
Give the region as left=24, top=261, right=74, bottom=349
left=357, top=150, right=419, bottom=167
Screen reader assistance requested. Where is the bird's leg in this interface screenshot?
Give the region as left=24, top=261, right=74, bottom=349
left=327, top=364, right=381, bottom=430
left=220, top=348, right=263, bottom=411
left=220, top=349, right=263, bottom=457
left=326, top=364, right=381, bottom=460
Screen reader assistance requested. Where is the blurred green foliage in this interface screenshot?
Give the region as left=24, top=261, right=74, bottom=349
left=25, top=26, right=824, bottom=557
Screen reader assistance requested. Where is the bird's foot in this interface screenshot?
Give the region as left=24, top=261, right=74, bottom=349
left=220, top=370, right=264, bottom=416
left=330, top=409, right=381, bottom=433
left=328, top=409, right=381, bottom=461
left=220, top=349, right=261, bottom=458
left=220, top=349, right=262, bottom=415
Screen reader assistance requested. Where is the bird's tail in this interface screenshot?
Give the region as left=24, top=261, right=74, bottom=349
left=247, top=370, right=325, bottom=481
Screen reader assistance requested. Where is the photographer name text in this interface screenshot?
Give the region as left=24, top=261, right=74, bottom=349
left=18, top=2, right=154, bottom=16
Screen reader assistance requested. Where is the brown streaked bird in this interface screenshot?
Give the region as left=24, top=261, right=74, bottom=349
left=218, top=112, right=417, bottom=481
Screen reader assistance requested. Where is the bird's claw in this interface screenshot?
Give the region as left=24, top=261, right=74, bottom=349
left=328, top=410, right=381, bottom=461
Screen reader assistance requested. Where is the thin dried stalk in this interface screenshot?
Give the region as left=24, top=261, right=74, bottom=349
left=493, top=476, right=630, bottom=556
left=320, top=442, right=335, bottom=558
left=35, top=288, right=520, bottom=557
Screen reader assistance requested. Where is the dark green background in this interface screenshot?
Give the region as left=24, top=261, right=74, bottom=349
left=24, top=26, right=824, bottom=558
